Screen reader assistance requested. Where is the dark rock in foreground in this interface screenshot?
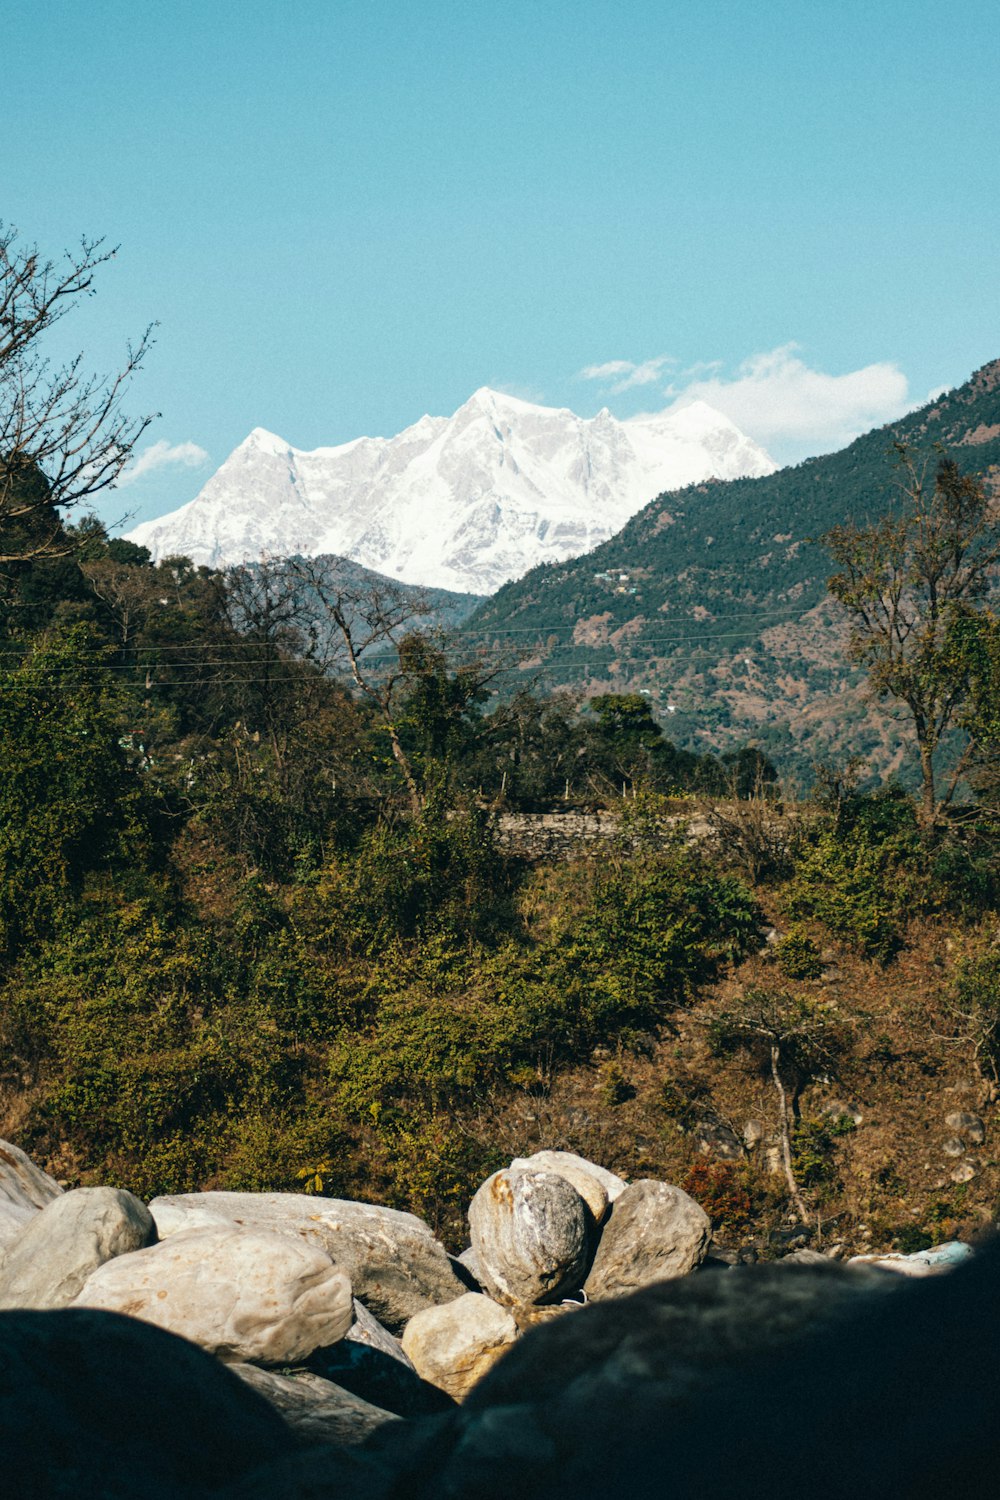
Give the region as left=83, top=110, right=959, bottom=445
left=0, top=1308, right=297, bottom=1498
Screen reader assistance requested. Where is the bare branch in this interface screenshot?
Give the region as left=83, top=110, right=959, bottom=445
left=0, top=222, right=157, bottom=565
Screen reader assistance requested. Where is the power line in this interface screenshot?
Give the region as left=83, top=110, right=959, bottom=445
left=0, top=616, right=842, bottom=671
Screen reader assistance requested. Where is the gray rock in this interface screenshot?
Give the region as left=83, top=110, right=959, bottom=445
left=74, top=1224, right=353, bottom=1364
left=509, top=1151, right=627, bottom=1213
left=781, top=1248, right=831, bottom=1266
left=469, top=1169, right=589, bottom=1307
left=231, top=1362, right=399, bottom=1446
left=945, top=1110, right=985, bottom=1145
left=402, top=1292, right=519, bottom=1401
left=942, top=1136, right=965, bottom=1157
left=150, top=1191, right=463, bottom=1334
left=0, top=1138, right=61, bottom=1248
left=0, top=1306, right=297, bottom=1498
left=0, top=1186, right=155, bottom=1310
left=951, top=1162, right=977, bottom=1184
left=456, top=1245, right=484, bottom=1288
left=584, top=1180, right=711, bottom=1300
left=743, top=1120, right=765, bottom=1148
left=422, top=1256, right=977, bottom=1500
left=693, top=1121, right=745, bottom=1160
left=347, top=1297, right=415, bottom=1369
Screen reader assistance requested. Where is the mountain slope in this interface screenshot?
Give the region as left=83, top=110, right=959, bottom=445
left=124, top=389, right=775, bottom=594
left=468, top=358, right=1000, bottom=779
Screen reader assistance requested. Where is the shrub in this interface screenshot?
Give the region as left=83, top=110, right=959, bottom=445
left=681, top=1160, right=755, bottom=1235
left=947, top=947, right=1000, bottom=1081
left=775, top=928, right=824, bottom=980
left=791, top=1115, right=855, bottom=1191
left=786, top=790, right=924, bottom=961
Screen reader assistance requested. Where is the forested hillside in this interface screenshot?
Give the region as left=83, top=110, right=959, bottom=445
left=470, top=359, right=1000, bottom=781
left=4, top=470, right=1000, bottom=1259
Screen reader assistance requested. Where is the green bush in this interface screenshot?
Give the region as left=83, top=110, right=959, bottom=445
left=0, top=629, right=152, bottom=958
left=791, top=1115, right=855, bottom=1190
left=775, top=928, right=824, bottom=980
left=950, top=947, right=1000, bottom=1081
left=786, top=791, right=925, bottom=960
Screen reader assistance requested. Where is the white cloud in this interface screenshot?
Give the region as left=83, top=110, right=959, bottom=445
left=579, top=355, right=676, bottom=393
left=116, top=439, right=209, bottom=488
left=663, top=344, right=912, bottom=461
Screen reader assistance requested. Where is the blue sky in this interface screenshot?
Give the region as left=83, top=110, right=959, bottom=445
left=5, top=0, right=1000, bottom=527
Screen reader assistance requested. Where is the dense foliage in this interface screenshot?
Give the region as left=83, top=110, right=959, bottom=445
left=2, top=475, right=1000, bottom=1249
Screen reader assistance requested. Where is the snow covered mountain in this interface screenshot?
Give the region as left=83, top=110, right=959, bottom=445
left=125, top=389, right=776, bottom=594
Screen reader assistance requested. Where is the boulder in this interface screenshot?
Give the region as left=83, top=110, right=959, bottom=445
left=150, top=1191, right=463, bottom=1333
left=583, top=1180, right=710, bottom=1300
left=468, top=1169, right=589, bottom=1307
left=849, top=1240, right=974, bottom=1276
left=509, top=1150, right=626, bottom=1220
left=0, top=1307, right=296, bottom=1498
left=346, top=1297, right=415, bottom=1367
left=0, top=1186, right=156, bottom=1310
left=693, top=1121, right=745, bottom=1160
left=421, top=1255, right=991, bottom=1500
left=0, top=1138, right=61, bottom=1248
left=231, top=1363, right=399, bottom=1446
left=74, top=1224, right=353, bottom=1364
left=457, top=1244, right=484, bottom=1287
left=402, top=1292, right=519, bottom=1401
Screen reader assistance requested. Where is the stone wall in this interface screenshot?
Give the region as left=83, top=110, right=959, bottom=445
left=494, top=811, right=713, bottom=861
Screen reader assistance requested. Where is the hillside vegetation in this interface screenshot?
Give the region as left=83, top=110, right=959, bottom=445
left=3, top=474, right=1000, bottom=1259
left=470, top=359, right=1000, bottom=782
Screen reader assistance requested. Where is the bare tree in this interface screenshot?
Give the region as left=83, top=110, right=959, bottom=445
left=287, top=555, right=512, bottom=814
left=709, top=989, right=853, bottom=1220
left=0, top=223, right=155, bottom=564
left=82, top=557, right=162, bottom=655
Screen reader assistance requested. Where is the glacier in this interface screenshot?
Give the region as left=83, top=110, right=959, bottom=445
left=125, top=388, right=776, bottom=594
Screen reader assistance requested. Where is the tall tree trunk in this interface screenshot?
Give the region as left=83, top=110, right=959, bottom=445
left=771, top=1044, right=809, bottom=1221
left=919, top=738, right=937, bottom=829
left=386, top=722, right=423, bottom=815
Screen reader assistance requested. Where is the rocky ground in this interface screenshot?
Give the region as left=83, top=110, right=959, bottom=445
left=1, top=1135, right=992, bottom=1497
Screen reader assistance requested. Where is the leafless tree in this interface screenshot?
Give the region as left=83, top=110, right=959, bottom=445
left=283, top=555, right=439, bottom=812
left=709, top=989, right=853, bottom=1220
left=286, top=555, right=512, bottom=813
left=0, top=223, right=156, bottom=564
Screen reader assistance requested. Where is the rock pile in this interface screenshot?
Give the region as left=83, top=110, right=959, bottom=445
left=0, top=1140, right=711, bottom=1432
left=0, top=1136, right=987, bottom=1497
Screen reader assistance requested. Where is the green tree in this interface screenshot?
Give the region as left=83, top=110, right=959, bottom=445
left=0, top=627, right=150, bottom=956
left=825, top=449, right=1000, bottom=826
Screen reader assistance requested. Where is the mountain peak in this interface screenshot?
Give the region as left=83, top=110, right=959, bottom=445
left=243, top=426, right=291, bottom=453
left=124, top=388, right=775, bottom=592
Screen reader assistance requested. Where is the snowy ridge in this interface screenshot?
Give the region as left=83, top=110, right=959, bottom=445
left=126, top=389, right=776, bottom=594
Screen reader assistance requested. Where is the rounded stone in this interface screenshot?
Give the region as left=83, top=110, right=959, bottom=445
left=468, top=1169, right=589, bottom=1308
left=509, top=1151, right=627, bottom=1218
left=583, top=1180, right=711, bottom=1300
left=74, top=1224, right=353, bottom=1364
left=0, top=1186, right=156, bottom=1310
left=402, top=1292, right=518, bottom=1401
